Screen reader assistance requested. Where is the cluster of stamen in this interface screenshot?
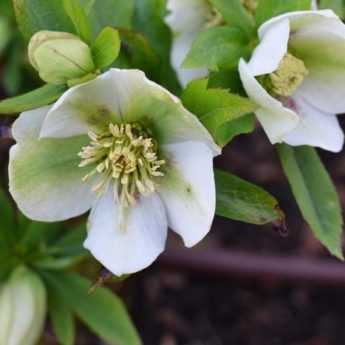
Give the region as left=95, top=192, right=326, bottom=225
left=260, top=53, right=309, bottom=98
left=78, top=123, right=165, bottom=207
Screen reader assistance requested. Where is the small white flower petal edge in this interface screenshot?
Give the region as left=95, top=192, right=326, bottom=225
left=164, top=0, right=211, bottom=87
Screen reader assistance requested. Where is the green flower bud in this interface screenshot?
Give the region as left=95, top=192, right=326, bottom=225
left=28, top=30, right=95, bottom=84
left=0, top=266, right=47, bottom=345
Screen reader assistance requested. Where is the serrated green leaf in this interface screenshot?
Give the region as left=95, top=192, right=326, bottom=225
left=255, top=0, right=311, bottom=26
left=0, top=84, right=66, bottom=114
left=215, top=169, right=283, bottom=225
left=209, top=0, right=255, bottom=37
left=12, top=0, right=74, bottom=41
left=183, top=26, right=249, bottom=71
left=181, top=79, right=257, bottom=145
left=277, top=144, right=343, bottom=259
left=63, top=0, right=92, bottom=43
left=42, top=272, right=142, bottom=345
left=216, top=114, right=255, bottom=146
left=46, top=278, right=75, bottom=345
left=92, top=27, right=120, bottom=69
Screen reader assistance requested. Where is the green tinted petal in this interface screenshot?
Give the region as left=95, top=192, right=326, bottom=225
left=9, top=135, right=95, bottom=222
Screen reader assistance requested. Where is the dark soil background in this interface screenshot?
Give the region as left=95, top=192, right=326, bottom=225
left=2, top=111, right=345, bottom=345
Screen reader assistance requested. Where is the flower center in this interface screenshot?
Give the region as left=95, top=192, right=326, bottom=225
left=78, top=123, right=165, bottom=207
left=262, top=53, right=309, bottom=98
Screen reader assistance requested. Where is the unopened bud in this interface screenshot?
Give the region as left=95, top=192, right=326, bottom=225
left=0, top=266, right=47, bottom=345
left=28, top=30, right=95, bottom=84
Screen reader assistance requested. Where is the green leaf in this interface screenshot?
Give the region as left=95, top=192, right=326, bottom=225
left=42, top=272, right=142, bottom=345
left=277, top=144, right=343, bottom=259
left=319, top=0, right=344, bottom=18
left=20, top=222, right=60, bottom=249
left=115, top=28, right=160, bottom=78
left=92, top=27, right=120, bottom=69
left=215, top=169, right=283, bottom=225
left=35, top=256, right=86, bottom=270
left=2, top=39, right=24, bottom=95
left=13, top=0, right=74, bottom=41
left=88, top=0, right=134, bottom=37
left=181, top=79, right=257, bottom=145
left=0, top=187, right=15, bottom=249
left=47, top=277, right=75, bottom=345
left=0, top=84, right=66, bottom=114
left=216, top=114, right=255, bottom=146
left=209, top=0, right=255, bottom=37
left=256, top=0, right=311, bottom=26
left=183, top=26, right=250, bottom=71
left=0, top=187, right=15, bottom=232
left=53, top=224, right=87, bottom=257
left=63, top=0, right=92, bottom=43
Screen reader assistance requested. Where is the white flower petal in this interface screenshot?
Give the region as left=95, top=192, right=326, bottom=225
left=165, top=0, right=211, bottom=35
left=84, top=190, right=167, bottom=276
left=248, top=18, right=290, bottom=76
left=165, top=0, right=211, bottom=86
left=239, top=59, right=299, bottom=143
left=9, top=135, right=95, bottom=222
left=170, top=33, right=208, bottom=87
left=110, top=69, right=220, bottom=155
left=283, top=94, right=344, bottom=152
left=40, top=69, right=133, bottom=139
left=258, top=10, right=337, bottom=38
left=310, top=0, right=318, bottom=10
left=11, top=106, right=51, bottom=142
left=290, top=17, right=345, bottom=114
left=158, top=141, right=215, bottom=247
left=40, top=69, right=219, bottom=155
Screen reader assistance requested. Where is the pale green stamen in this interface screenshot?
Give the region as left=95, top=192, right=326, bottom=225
left=266, top=53, right=309, bottom=98
left=78, top=123, right=165, bottom=208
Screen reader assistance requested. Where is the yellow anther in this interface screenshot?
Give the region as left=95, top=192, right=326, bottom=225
left=79, top=123, right=165, bottom=206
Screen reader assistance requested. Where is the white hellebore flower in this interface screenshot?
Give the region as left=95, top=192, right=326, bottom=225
left=9, top=69, right=220, bottom=276
left=239, top=10, right=345, bottom=152
left=0, top=266, right=47, bottom=345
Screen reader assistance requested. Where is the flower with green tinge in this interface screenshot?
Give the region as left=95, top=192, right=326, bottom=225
left=239, top=10, right=345, bottom=152
left=9, top=68, right=220, bottom=276
left=28, top=31, right=95, bottom=85
left=0, top=266, right=47, bottom=345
